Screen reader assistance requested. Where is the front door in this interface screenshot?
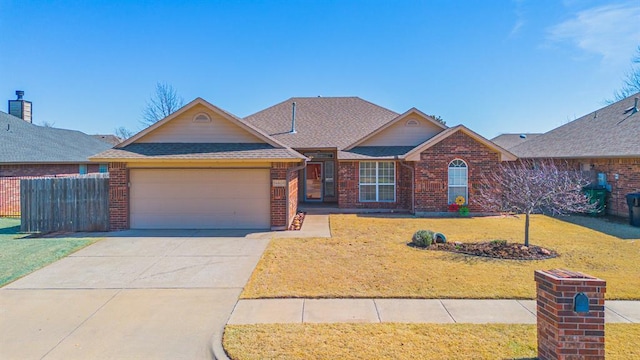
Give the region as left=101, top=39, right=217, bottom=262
left=305, top=162, right=323, bottom=201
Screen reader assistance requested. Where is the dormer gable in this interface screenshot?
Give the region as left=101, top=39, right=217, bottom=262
left=345, top=108, right=447, bottom=150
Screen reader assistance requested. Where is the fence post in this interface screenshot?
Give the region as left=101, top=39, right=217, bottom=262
left=535, top=269, right=606, bottom=360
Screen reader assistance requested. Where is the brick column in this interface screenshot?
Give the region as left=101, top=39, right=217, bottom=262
left=534, top=269, right=606, bottom=360
left=271, top=163, right=288, bottom=230
left=108, top=162, right=129, bottom=231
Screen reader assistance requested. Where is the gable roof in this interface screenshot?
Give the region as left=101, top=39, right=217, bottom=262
left=345, top=108, right=447, bottom=150
left=91, top=97, right=305, bottom=162
left=119, top=97, right=286, bottom=148
left=243, top=97, right=399, bottom=149
left=491, top=133, right=542, bottom=150
left=0, top=111, right=112, bottom=164
left=510, top=93, right=640, bottom=159
left=404, top=125, right=517, bottom=161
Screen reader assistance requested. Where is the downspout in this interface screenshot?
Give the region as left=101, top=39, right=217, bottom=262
left=285, top=160, right=308, bottom=229
left=400, top=161, right=415, bottom=214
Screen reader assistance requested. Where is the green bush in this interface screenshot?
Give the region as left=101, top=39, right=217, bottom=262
left=490, top=239, right=507, bottom=246
left=411, top=230, right=435, bottom=248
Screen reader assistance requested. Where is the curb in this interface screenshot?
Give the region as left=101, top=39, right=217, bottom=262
left=210, top=324, right=231, bottom=360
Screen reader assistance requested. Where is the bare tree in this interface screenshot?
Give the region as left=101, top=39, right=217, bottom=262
left=141, top=82, right=184, bottom=126
left=429, top=114, right=446, bottom=125
left=114, top=126, right=134, bottom=140
left=40, top=120, right=55, bottom=128
left=476, top=159, right=595, bottom=246
left=612, top=46, right=640, bottom=101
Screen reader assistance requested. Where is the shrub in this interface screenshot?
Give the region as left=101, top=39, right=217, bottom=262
left=411, top=230, right=435, bottom=248
left=490, top=239, right=507, bottom=246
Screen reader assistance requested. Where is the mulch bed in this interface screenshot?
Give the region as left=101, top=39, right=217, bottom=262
left=288, top=211, right=306, bottom=231
left=427, top=241, right=559, bottom=260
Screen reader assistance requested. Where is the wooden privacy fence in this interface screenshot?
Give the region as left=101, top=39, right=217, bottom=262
left=21, top=174, right=109, bottom=233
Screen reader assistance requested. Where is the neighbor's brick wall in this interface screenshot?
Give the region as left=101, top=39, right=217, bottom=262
left=337, top=161, right=411, bottom=210
left=535, top=269, right=606, bottom=360
left=108, top=162, right=129, bottom=230
left=0, top=163, right=100, bottom=177
left=588, top=158, right=640, bottom=218
left=414, top=131, right=501, bottom=213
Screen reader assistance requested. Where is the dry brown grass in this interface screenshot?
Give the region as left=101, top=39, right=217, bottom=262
left=242, top=214, right=640, bottom=299
left=223, top=323, right=640, bottom=360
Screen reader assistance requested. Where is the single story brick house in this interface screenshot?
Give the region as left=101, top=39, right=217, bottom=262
left=91, top=97, right=515, bottom=230
left=508, top=93, right=640, bottom=218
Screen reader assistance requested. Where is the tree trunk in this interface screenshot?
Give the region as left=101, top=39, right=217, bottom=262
left=524, top=212, right=530, bottom=247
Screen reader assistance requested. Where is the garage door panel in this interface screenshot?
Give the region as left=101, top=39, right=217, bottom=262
left=130, top=169, right=271, bottom=229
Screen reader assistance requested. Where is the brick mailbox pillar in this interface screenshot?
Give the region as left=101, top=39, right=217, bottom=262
left=534, top=269, right=606, bottom=360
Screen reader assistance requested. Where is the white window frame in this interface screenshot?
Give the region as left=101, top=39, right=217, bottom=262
left=448, top=159, right=468, bottom=204
left=98, top=164, right=108, bottom=173
left=359, top=161, right=396, bottom=202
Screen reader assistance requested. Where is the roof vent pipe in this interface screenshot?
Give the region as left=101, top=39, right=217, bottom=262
left=290, top=102, right=297, bottom=134
left=634, top=97, right=639, bottom=114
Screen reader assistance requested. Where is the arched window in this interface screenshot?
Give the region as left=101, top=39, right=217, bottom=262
left=448, top=159, right=468, bottom=204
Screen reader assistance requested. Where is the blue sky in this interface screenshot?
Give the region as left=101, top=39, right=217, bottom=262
left=1, top=0, right=639, bottom=139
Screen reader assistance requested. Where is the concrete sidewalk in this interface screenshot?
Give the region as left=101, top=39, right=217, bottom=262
left=228, top=298, right=640, bottom=325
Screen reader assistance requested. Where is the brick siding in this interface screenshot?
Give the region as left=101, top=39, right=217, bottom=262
left=585, top=158, right=640, bottom=218
left=337, top=161, right=411, bottom=210
left=415, top=131, right=500, bottom=213
left=271, top=162, right=301, bottom=229
left=288, top=170, right=299, bottom=226
left=535, top=269, right=606, bottom=360
left=337, top=131, right=502, bottom=213
left=0, top=163, right=100, bottom=177
left=108, top=162, right=129, bottom=230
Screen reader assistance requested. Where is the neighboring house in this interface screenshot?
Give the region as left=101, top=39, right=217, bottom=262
left=509, top=93, right=640, bottom=217
left=91, top=97, right=515, bottom=231
left=491, top=133, right=542, bottom=150
left=0, top=97, right=113, bottom=216
left=0, top=111, right=112, bottom=177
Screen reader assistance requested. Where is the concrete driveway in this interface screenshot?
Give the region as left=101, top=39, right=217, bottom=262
left=0, top=229, right=270, bottom=360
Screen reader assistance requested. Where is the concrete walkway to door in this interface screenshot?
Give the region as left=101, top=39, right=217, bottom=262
left=0, top=229, right=272, bottom=360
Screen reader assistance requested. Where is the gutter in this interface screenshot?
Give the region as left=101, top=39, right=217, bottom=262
left=400, top=161, right=415, bottom=214
left=285, top=160, right=308, bottom=229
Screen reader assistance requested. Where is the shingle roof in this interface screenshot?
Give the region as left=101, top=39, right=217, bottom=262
left=92, top=134, right=122, bottom=146
left=510, top=93, right=640, bottom=158
left=91, top=143, right=304, bottom=161
left=0, top=111, right=113, bottom=164
left=491, top=133, right=542, bottom=150
left=243, top=97, right=399, bottom=149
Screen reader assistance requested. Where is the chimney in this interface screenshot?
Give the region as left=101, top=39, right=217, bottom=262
left=290, top=102, right=297, bottom=134
left=8, top=90, right=32, bottom=123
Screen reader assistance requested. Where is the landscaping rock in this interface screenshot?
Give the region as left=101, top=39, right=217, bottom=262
left=427, top=241, right=558, bottom=260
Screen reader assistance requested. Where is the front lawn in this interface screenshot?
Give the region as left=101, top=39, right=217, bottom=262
left=242, top=214, right=640, bottom=299
left=224, top=323, right=640, bottom=360
left=0, top=218, right=98, bottom=287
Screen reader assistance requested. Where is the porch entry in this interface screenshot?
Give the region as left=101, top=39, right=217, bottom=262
left=305, top=162, right=323, bottom=201
left=303, top=152, right=336, bottom=203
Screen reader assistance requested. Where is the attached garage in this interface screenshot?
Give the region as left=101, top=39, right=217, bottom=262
left=129, top=168, right=271, bottom=229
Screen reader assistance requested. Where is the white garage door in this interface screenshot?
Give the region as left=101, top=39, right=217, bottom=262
left=130, top=169, right=271, bottom=229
